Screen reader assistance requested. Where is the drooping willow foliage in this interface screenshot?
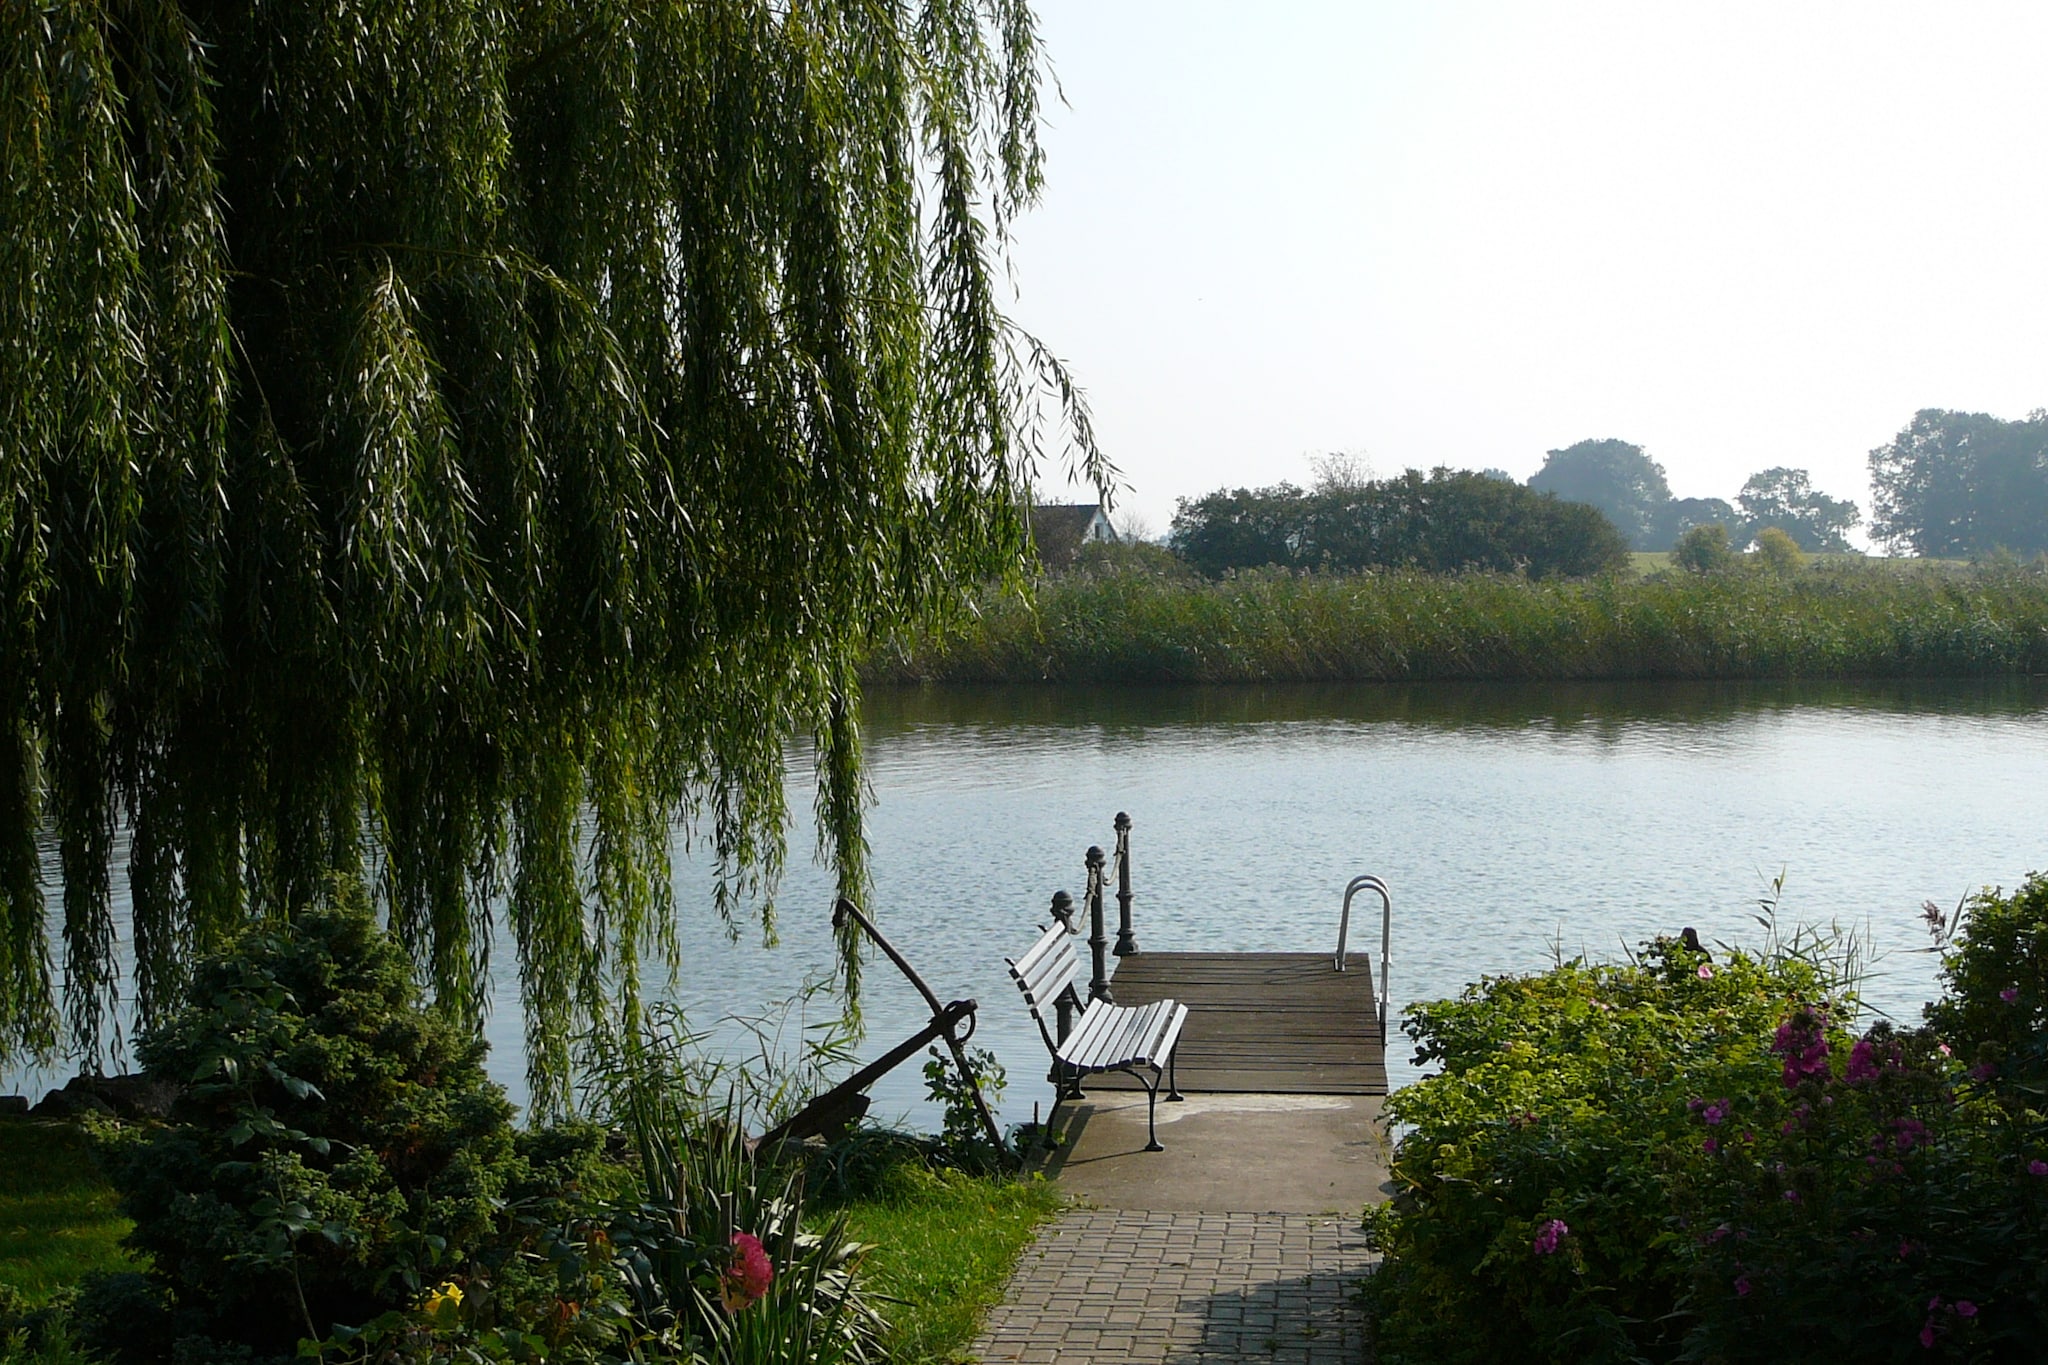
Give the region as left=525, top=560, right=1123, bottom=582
left=0, top=0, right=1102, bottom=1113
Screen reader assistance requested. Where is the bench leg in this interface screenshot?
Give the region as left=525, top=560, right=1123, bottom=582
left=1167, top=1049, right=1184, bottom=1102
left=1142, top=1067, right=1164, bottom=1152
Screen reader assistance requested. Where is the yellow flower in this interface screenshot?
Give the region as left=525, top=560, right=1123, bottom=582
left=423, top=1282, right=464, bottom=1318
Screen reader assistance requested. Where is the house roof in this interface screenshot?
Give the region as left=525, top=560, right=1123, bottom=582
left=1028, top=503, right=1114, bottom=567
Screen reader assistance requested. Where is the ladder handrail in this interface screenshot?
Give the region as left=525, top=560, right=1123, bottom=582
left=1334, top=874, right=1392, bottom=1032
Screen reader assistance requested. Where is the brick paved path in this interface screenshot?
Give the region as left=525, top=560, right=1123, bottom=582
left=972, top=1209, right=1373, bottom=1363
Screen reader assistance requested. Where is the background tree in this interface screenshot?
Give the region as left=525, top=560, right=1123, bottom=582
left=0, top=0, right=1099, bottom=1112
left=1169, top=469, right=1629, bottom=579
left=1735, top=467, right=1861, bottom=552
left=1526, top=439, right=1673, bottom=548
left=1167, top=484, right=1309, bottom=576
left=1651, top=496, right=1740, bottom=550
left=1868, top=409, right=2048, bottom=557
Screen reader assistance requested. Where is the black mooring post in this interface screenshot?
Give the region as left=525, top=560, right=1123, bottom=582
left=1113, top=811, right=1138, bottom=956
left=1050, top=891, right=1078, bottom=1043
left=1085, top=845, right=1112, bottom=1003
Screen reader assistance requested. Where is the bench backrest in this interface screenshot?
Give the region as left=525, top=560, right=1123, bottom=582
left=1007, top=923, right=1081, bottom=1048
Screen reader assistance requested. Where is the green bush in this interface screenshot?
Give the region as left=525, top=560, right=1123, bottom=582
left=1673, top=523, right=1738, bottom=575
left=1753, top=526, right=1806, bottom=575
left=1362, top=934, right=1831, bottom=1363
left=1364, top=879, right=2048, bottom=1363
left=84, top=895, right=613, bottom=1364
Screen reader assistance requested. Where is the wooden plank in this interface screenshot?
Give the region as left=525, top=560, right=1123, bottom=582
left=1084, top=951, right=1387, bottom=1096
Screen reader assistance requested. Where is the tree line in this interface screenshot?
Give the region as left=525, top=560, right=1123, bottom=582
left=1167, top=410, right=2048, bottom=579
left=1527, top=439, right=1861, bottom=553
left=1168, top=468, right=1630, bottom=578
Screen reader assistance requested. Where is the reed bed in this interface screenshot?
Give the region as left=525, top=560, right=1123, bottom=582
left=870, top=561, right=2048, bottom=684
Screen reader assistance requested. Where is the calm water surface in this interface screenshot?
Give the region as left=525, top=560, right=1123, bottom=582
left=11, top=680, right=2048, bottom=1128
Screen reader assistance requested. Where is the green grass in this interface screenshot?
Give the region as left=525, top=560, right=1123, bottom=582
left=823, top=1162, right=1064, bottom=1364
left=0, top=1120, right=138, bottom=1307
left=871, top=558, right=2048, bottom=685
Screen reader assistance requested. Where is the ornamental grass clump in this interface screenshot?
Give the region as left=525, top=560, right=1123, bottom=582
left=1363, top=876, right=2048, bottom=1364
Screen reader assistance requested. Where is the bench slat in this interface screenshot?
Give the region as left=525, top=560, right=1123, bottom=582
left=1012, top=923, right=1069, bottom=977
left=1009, top=926, right=1079, bottom=1011
left=1056, top=995, right=1123, bottom=1066
left=1009, top=942, right=1077, bottom=1012
left=1140, top=1002, right=1189, bottom=1067
left=1020, top=940, right=1078, bottom=1006
left=1094, top=1000, right=1159, bottom=1068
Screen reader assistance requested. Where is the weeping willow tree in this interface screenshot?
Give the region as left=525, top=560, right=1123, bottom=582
left=0, top=0, right=1102, bottom=1113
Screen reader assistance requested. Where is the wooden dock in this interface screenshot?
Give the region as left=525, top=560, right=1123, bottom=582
left=1088, top=951, right=1387, bottom=1095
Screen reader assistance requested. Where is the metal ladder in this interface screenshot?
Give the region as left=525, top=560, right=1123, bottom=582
left=1334, top=873, right=1392, bottom=1033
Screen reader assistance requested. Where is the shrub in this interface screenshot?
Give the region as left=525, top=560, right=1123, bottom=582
left=1365, top=880, right=2048, bottom=1363
left=84, top=892, right=609, bottom=1363
left=1361, top=933, right=1835, bottom=1364
left=1673, top=522, right=1738, bottom=575
left=1752, top=526, right=1806, bottom=575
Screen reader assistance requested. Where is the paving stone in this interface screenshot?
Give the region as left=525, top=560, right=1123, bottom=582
left=972, top=1209, right=1375, bottom=1364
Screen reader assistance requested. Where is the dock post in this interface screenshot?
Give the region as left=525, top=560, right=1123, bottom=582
left=1051, top=892, right=1078, bottom=1043
left=1085, top=845, right=1112, bottom=1002
left=1112, top=811, right=1138, bottom=956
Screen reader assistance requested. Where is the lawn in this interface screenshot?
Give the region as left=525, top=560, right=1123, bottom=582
left=822, top=1161, right=1064, bottom=1364
left=0, top=1119, right=139, bottom=1307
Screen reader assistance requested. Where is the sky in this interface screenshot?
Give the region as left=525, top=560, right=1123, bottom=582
left=1007, top=2, right=2048, bottom=544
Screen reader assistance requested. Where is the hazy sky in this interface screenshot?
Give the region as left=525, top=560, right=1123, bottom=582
left=1008, top=2, right=2048, bottom=543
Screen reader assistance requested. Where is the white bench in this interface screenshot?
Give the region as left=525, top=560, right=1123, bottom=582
left=1007, top=922, right=1189, bottom=1151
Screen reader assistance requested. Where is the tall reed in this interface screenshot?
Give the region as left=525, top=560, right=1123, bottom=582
left=869, top=561, right=2048, bottom=684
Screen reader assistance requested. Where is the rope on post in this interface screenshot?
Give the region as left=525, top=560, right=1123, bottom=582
left=1113, top=811, right=1138, bottom=956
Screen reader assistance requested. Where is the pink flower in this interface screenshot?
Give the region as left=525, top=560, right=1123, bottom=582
left=1771, top=1009, right=1831, bottom=1087
left=1938, top=1042, right=1952, bottom=1057
left=1702, top=1136, right=1719, bottom=1154
left=1782, top=1189, right=1800, bottom=1201
left=1532, top=1219, right=1568, bottom=1255
left=2029, top=1159, right=2048, bottom=1177
left=1892, top=1117, right=1929, bottom=1152
left=1734, top=1275, right=1752, bottom=1298
left=1921, top=1323, right=1937, bottom=1348
left=1955, top=1300, right=1977, bottom=1318
left=2001, top=987, right=2020, bottom=1003
left=1701, top=1099, right=1730, bottom=1126
left=1697, top=962, right=1715, bottom=980
left=722, top=1232, right=774, bottom=1312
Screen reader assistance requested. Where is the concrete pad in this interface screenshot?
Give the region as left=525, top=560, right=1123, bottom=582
left=1038, top=1091, right=1390, bottom=1214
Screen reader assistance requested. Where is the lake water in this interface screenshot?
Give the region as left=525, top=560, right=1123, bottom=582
left=9, top=679, right=2048, bottom=1130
